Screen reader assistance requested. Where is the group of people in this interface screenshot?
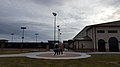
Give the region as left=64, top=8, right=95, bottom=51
left=53, top=44, right=64, bottom=56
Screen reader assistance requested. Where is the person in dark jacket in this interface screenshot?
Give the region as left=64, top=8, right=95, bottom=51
left=54, top=44, right=59, bottom=55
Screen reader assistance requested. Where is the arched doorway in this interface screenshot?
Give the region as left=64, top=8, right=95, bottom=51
left=98, top=39, right=106, bottom=52
left=109, top=37, right=119, bottom=52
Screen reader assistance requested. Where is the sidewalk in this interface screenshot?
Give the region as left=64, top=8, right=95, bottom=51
left=0, top=52, right=91, bottom=59
left=88, top=52, right=120, bottom=54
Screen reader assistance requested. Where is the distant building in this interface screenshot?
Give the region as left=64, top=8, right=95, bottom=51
left=0, top=40, right=48, bottom=49
left=0, top=39, right=60, bottom=50
left=0, top=40, right=8, bottom=49
left=72, top=20, right=120, bottom=52
left=63, top=41, right=69, bottom=48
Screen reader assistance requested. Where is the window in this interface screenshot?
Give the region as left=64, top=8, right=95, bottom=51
left=97, top=30, right=105, bottom=33
left=108, top=30, right=117, bottom=33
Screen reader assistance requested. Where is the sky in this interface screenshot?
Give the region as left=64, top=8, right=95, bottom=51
left=0, top=0, right=120, bottom=42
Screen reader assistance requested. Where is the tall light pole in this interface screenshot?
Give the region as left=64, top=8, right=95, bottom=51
left=21, top=26, right=26, bottom=42
left=21, top=26, right=26, bottom=49
left=52, top=12, right=57, bottom=47
left=35, top=33, right=39, bottom=42
left=57, top=25, right=60, bottom=44
left=60, top=32, right=62, bottom=43
left=11, top=33, right=14, bottom=42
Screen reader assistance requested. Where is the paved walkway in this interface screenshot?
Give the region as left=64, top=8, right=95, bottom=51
left=0, top=52, right=91, bottom=59
left=88, top=52, right=120, bottom=54
left=0, top=52, right=120, bottom=59
left=27, top=52, right=91, bottom=59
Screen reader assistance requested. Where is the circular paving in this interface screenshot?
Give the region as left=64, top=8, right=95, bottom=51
left=26, top=52, right=91, bottom=59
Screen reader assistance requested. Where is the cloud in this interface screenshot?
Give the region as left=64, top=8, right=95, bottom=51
left=33, top=0, right=64, bottom=6
left=0, top=0, right=120, bottom=41
left=100, top=0, right=120, bottom=7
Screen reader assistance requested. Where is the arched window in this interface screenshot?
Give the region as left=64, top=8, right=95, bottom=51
left=109, top=37, right=119, bottom=52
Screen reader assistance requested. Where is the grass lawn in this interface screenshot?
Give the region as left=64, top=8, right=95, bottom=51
left=0, top=54, right=120, bottom=67
left=0, top=49, right=47, bottom=55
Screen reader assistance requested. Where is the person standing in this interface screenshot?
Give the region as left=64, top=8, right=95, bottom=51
left=54, top=44, right=59, bottom=55
left=59, top=44, right=64, bottom=54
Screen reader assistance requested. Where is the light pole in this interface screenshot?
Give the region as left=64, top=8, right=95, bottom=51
left=60, top=32, right=62, bottom=43
left=35, top=33, right=39, bottom=42
left=21, top=26, right=26, bottom=48
left=21, top=26, right=26, bottom=42
left=52, top=12, right=57, bottom=47
left=57, top=25, right=60, bottom=44
left=11, top=33, right=14, bottom=42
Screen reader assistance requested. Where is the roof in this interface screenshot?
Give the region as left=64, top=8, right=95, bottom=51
left=73, top=26, right=91, bottom=39
left=91, top=20, right=120, bottom=27
left=74, top=36, right=92, bottom=41
left=73, top=20, right=120, bottom=39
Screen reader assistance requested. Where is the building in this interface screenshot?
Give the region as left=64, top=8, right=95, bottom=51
left=72, top=20, right=120, bottom=52
left=0, top=40, right=59, bottom=50
left=0, top=40, right=48, bottom=49
left=0, top=40, right=8, bottom=49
